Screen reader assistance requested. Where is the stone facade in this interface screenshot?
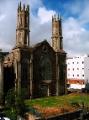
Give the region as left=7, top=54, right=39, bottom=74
left=0, top=52, right=8, bottom=104
left=0, top=2, right=67, bottom=102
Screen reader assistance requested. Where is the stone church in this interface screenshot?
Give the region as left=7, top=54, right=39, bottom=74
left=0, top=2, right=66, bottom=102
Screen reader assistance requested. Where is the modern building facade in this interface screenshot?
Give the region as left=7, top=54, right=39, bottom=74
left=84, top=56, right=89, bottom=82
left=67, top=56, right=85, bottom=80
left=67, top=55, right=89, bottom=89
left=0, top=2, right=67, bottom=103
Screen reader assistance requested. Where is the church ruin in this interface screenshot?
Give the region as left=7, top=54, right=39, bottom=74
left=0, top=2, right=67, bottom=103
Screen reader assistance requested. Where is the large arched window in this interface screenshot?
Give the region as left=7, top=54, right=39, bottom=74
left=22, top=58, right=29, bottom=84
left=40, top=55, right=52, bottom=81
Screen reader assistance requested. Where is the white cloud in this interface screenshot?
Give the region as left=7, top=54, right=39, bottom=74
left=63, top=17, right=89, bottom=56
left=0, top=0, right=52, bottom=51
left=79, top=6, right=89, bottom=24
left=38, top=7, right=56, bottom=24
left=0, top=14, right=6, bottom=22
left=30, top=0, right=43, bottom=10
left=0, top=37, right=12, bottom=51
left=0, top=0, right=89, bottom=57
left=61, top=0, right=89, bottom=56
left=30, top=6, right=56, bottom=45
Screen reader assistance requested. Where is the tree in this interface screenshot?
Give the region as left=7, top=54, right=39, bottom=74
left=4, top=88, right=28, bottom=120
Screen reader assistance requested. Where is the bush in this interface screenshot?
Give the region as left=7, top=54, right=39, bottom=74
left=4, top=88, right=29, bottom=119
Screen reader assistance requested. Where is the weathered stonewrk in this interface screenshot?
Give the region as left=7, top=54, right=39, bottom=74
left=0, top=2, right=67, bottom=101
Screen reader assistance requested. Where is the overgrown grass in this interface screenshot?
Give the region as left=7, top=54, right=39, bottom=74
left=25, top=93, right=89, bottom=108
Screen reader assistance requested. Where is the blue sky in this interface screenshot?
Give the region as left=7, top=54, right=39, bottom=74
left=42, top=0, right=84, bottom=18
left=0, top=0, right=89, bottom=56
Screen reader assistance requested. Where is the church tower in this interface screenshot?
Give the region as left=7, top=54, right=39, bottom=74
left=52, top=15, right=63, bottom=52
left=51, top=15, right=67, bottom=95
left=16, top=2, right=30, bottom=48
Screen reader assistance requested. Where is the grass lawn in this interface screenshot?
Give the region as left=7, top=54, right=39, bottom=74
left=25, top=93, right=89, bottom=117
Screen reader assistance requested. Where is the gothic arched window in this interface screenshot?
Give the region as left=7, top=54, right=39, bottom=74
left=40, top=55, right=52, bottom=81
left=22, top=59, right=29, bottom=84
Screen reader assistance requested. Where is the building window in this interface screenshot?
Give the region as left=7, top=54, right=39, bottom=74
left=40, top=55, right=52, bottom=80
left=72, top=62, right=74, bottom=64
left=82, top=61, right=84, bottom=64
left=77, top=62, right=79, bottom=64
left=82, top=74, right=84, bottom=77
left=68, top=68, right=70, bottom=71
left=82, top=68, right=84, bottom=70
left=73, top=74, right=74, bottom=77
left=73, top=68, right=74, bottom=71
left=77, top=68, right=79, bottom=70
left=77, top=74, right=79, bottom=77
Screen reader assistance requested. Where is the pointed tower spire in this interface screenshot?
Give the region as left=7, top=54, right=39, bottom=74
left=23, top=4, right=25, bottom=11
left=27, top=5, right=29, bottom=11
left=52, top=14, right=63, bottom=52
left=18, top=3, right=19, bottom=11
left=58, top=14, right=59, bottom=20
left=19, top=1, right=21, bottom=11
left=60, top=15, right=62, bottom=20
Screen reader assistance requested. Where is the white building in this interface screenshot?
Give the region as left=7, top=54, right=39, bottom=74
left=67, top=55, right=89, bottom=89
left=84, top=57, right=89, bottom=82
left=67, top=55, right=85, bottom=80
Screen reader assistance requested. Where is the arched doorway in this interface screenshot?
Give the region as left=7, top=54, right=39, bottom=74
left=3, top=65, right=15, bottom=97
